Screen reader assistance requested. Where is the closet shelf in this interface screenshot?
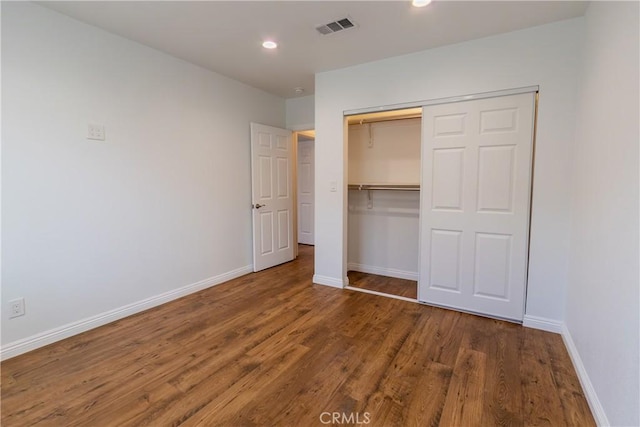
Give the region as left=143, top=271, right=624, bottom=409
left=348, top=183, right=420, bottom=191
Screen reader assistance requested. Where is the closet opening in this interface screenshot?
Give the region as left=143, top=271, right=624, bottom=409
left=344, top=107, right=422, bottom=302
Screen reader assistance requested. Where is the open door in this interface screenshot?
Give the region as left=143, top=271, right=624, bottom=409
left=250, top=123, right=294, bottom=272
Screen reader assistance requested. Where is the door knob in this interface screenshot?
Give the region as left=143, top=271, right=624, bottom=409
left=253, top=203, right=265, bottom=209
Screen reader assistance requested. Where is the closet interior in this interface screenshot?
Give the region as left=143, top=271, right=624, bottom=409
left=346, top=108, right=422, bottom=299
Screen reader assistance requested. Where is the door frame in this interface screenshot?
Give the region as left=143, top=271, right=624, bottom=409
left=341, top=86, right=539, bottom=322
left=292, top=132, right=298, bottom=258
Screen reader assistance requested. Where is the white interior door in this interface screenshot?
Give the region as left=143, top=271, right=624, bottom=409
left=297, top=138, right=315, bottom=245
left=251, top=123, right=294, bottom=272
left=418, top=92, right=535, bottom=321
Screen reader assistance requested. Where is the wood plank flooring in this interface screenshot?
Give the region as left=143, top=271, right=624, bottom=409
left=1, top=245, right=594, bottom=426
left=348, top=271, right=418, bottom=299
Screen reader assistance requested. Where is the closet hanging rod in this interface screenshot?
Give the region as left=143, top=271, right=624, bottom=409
left=348, top=184, right=420, bottom=191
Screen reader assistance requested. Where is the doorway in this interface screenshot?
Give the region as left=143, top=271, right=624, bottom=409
left=249, top=125, right=316, bottom=271
left=296, top=132, right=315, bottom=246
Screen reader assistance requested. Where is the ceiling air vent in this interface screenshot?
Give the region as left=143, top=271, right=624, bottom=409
left=316, top=18, right=356, bottom=35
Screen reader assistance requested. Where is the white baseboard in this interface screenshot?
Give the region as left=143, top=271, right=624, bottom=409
left=0, top=265, right=253, bottom=361
left=312, top=274, right=344, bottom=288
left=561, top=325, right=610, bottom=427
left=522, top=314, right=564, bottom=333
left=347, top=263, right=418, bottom=281
left=524, top=316, right=608, bottom=425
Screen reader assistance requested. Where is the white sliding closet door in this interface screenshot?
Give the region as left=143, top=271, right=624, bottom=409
left=418, top=92, right=535, bottom=321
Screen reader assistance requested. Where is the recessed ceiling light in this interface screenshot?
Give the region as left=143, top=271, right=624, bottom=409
left=412, top=0, right=432, bottom=7
left=262, top=40, right=278, bottom=49
left=294, top=87, right=304, bottom=94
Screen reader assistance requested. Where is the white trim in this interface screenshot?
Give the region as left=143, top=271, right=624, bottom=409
left=344, top=86, right=540, bottom=116
left=312, top=274, right=344, bottom=288
left=288, top=123, right=315, bottom=132
left=522, top=314, right=564, bottom=333
left=345, top=286, right=418, bottom=303
left=561, top=325, right=610, bottom=426
left=347, top=263, right=418, bottom=281
left=0, top=265, right=253, bottom=361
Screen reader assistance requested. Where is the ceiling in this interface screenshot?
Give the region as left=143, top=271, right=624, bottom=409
left=40, top=1, right=589, bottom=99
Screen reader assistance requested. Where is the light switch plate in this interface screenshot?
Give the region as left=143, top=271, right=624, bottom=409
left=330, top=181, right=338, bottom=192
left=88, top=124, right=105, bottom=141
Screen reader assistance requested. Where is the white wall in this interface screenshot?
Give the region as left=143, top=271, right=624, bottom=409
left=348, top=190, right=419, bottom=280
left=315, top=18, right=584, bottom=321
left=349, top=119, right=421, bottom=185
left=1, top=3, right=285, bottom=351
left=285, top=95, right=315, bottom=130
left=565, top=2, right=639, bottom=425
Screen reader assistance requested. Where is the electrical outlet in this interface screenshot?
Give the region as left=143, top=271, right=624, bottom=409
left=9, top=298, right=25, bottom=318
left=87, top=124, right=106, bottom=141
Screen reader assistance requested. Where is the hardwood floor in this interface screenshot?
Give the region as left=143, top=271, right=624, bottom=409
left=1, top=245, right=594, bottom=426
left=348, top=271, right=418, bottom=299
